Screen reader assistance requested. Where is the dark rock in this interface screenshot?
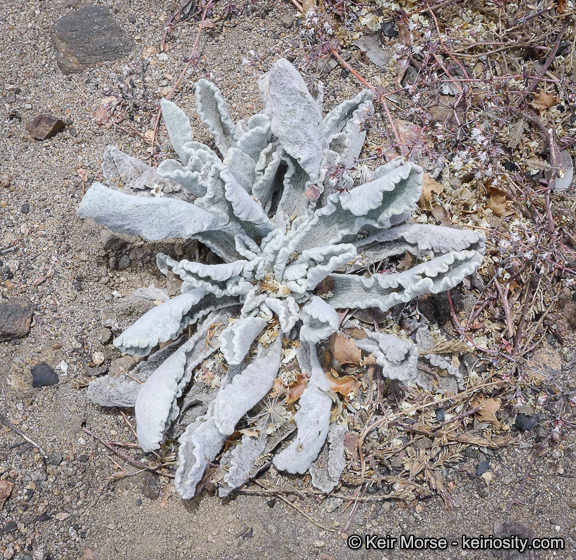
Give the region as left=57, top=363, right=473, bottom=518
left=435, top=408, right=445, bottom=422
left=1, top=265, right=13, bottom=280
left=381, top=21, right=398, bottom=38
left=476, top=481, right=489, bottom=498
left=515, top=413, right=539, bottom=431
left=21, top=203, right=30, bottom=214
left=117, top=254, right=131, bottom=270
left=31, top=363, right=59, bottom=388
left=25, top=115, right=65, bottom=140
left=51, top=6, right=134, bottom=74
left=135, top=498, right=142, bottom=506
left=100, top=229, right=129, bottom=252
left=476, top=461, right=490, bottom=476
left=140, top=471, right=161, bottom=500
left=128, top=14, right=136, bottom=24
left=5, top=521, right=17, bottom=533
left=98, top=327, right=113, bottom=345
left=78, top=454, right=89, bottom=463
left=34, top=511, right=51, bottom=523
left=0, top=299, right=34, bottom=342
left=47, top=452, right=63, bottom=466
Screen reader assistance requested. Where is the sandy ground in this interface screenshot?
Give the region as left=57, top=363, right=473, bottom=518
left=1, top=1, right=576, bottom=559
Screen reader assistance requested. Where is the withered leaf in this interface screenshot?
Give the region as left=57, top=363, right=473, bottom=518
left=420, top=173, right=444, bottom=211
left=431, top=203, right=451, bottom=226
left=531, top=90, right=560, bottom=113
left=487, top=186, right=514, bottom=217
left=316, top=275, right=335, bottom=297
left=287, top=372, right=308, bottom=404
left=507, top=118, right=528, bottom=149
left=472, top=397, right=501, bottom=427
left=329, top=332, right=363, bottom=365
left=326, top=369, right=356, bottom=396
left=238, top=428, right=260, bottom=438
left=270, top=377, right=287, bottom=398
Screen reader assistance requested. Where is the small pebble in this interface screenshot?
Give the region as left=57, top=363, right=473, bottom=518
left=476, top=461, right=490, bottom=476
left=31, top=362, right=59, bottom=388
left=381, top=21, right=399, bottom=38
left=25, top=115, right=65, bottom=140
left=20, top=203, right=30, bottom=214
left=435, top=408, right=445, bottom=422
left=48, top=452, right=63, bottom=466
left=117, top=254, right=131, bottom=270
left=515, top=413, right=539, bottom=431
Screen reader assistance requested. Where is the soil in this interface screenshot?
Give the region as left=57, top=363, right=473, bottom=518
left=1, top=1, right=576, bottom=559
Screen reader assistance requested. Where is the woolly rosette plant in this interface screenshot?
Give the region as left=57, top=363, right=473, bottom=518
left=78, top=59, right=485, bottom=498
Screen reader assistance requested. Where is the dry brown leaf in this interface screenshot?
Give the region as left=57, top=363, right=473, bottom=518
left=487, top=186, right=514, bottom=217
left=430, top=204, right=451, bottom=226
left=326, top=369, right=356, bottom=396
left=397, top=251, right=414, bottom=272
left=396, top=20, right=411, bottom=46
left=420, top=173, right=444, bottom=211
left=329, top=333, right=363, bottom=365
left=558, top=0, right=567, bottom=13
left=531, top=90, right=560, bottom=113
left=396, top=120, right=426, bottom=153
left=507, top=118, right=528, bottom=149
left=270, top=377, right=287, bottom=398
left=238, top=428, right=260, bottom=438
left=0, top=480, right=13, bottom=510
left=287, top=372, right=308, bottom=404
left=472, top=397, right=501, bottom=427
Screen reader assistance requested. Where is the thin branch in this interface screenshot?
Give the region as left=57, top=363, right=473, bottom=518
left=0, top=412, right=48, bottom=459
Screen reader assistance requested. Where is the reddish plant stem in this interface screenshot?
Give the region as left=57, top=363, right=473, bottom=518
left=330, top=49, right=405, bottom=155
left=494, top=278, right=514, bottom=339
left=506, top=432, right=552, bottom=512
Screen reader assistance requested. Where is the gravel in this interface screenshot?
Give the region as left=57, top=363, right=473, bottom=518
left=2, top=1, right=576, bottom=559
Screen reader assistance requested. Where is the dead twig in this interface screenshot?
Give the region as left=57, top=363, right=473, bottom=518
left=506, top=431, right=553, bottom=511
left=494, top=278, right=514, bottom=339
left=0, top=412, right=48, bottom=459
left=253, top=480, right=337, bottom=532
left=82, top=426, right=174, bottom=478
